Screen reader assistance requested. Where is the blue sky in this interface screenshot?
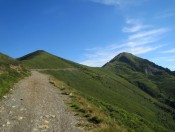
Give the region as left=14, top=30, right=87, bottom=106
left=0, top=0, right=175, bottom=70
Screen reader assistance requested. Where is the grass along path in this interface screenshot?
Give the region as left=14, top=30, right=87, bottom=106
left=31, top=68, right=78, bottom=71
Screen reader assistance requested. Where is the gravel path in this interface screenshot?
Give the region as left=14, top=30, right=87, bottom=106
left=0, top=71, right=82, bottom=132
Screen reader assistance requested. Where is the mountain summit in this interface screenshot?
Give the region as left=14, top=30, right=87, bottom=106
left=18, top=50, right=45, bottom=61
left=104, top=52, right=172, bottom=75
left=18, top=50, right=78, bottom=69
left=103, top=52, right=175, bottom=109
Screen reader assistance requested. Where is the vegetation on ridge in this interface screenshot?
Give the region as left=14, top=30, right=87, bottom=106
left=103, top=52, right=175, bottom=110
left=0, top=53, right=29, bottom=98
left=18, top=50, right=79, bottom=69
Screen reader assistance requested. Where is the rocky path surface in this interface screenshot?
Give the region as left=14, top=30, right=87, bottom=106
left=0, top=71, right=81, bottom=132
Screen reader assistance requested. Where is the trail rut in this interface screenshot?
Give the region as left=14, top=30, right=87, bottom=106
left=0, top=71, right=82, bottom=132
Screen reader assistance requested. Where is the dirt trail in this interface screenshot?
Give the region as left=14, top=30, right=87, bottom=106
left=0, top=71, right=82, bottom=132
left=31, top=68, right=77, bottom=71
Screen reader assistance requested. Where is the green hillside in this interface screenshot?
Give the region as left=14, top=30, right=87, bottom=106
left=0, top=53, right=29, bottom=97
left=103, top=52, right=175, bottom=109
left=19, top=51, right=175, bottom=131
left=18, top=50, right=79, bottom=69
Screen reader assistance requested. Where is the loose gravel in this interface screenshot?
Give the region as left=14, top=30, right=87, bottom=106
left=0, top=71, right=82, bottom=132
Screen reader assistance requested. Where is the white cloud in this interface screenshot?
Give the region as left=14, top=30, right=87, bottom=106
left=167, top=58, right=175, bottom=62
left=129, top=28, right=169, bottom=40
left=80, top=43, right=162, bottom=67
left=150, top=56, right=175, bottom=71
left=126, top=37, right=158, bottom=47
left=161, top=48, right=175, bottom=53
left=80, top=18, right=170, bottom=67
left=123, top=24, right=144, bottom=33
left=155, top=10, right=175, bottom=19
left=122, top=18, right=150, bottom=33
left=129, top=46, right=162, bottom=54
left=80, top=52, right=115, bottom=67
left=155, top=56, right=175, bottom=62
left=90, top=0, right=147, bottom=7
left=91, top=0, right=120, bottom=6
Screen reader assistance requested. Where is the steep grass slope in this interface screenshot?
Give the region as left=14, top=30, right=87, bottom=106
left=103, top=52, right=175, bottom=109
left=18, top=50, right=78, bottom=69
left=19, top=50, right=175, bottom=131
left=0, top=53, right=29, bottom=97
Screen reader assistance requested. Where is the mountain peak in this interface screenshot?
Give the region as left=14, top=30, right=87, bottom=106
left=18, top=50, right=47, bottom=61
left=18, top=50, right=78, bottom=69
left=115, top=52, right=134, bottom=58
left=34, top=50, right=46, bottom=53
left=118, top=52, right=133, bottom=56
left=28, top=50, right=47, bottom=55
left=104, top=52, right=173, bottom=75
left=108, top=52, right=137, bottom=64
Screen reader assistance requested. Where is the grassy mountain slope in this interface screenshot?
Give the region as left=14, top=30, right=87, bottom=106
left=103, top=52, right=175, bottom=109
left=19, top=51, right=175, bottom=131
left=0, top=53, right=29, bottom=97
left=18, top=50, right=79, bottom=69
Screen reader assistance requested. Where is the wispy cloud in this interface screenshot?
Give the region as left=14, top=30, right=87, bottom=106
left=129, top=28, right=169, bottom=40
left=161, top=48, right=175, bottom=53
left=122, top=24, right=145, bottom=33
left=90, top=0, right=147, bottom=7
left=80, top=18, right=169, bottom=67
left=154, top=10, right=175, bottom=19
left=152, top=56, right=175, bottom=64
left=91, top=0, right=120, bottom=6
left=151, top=56, right=175, bottom=70
left=128, top=46, right=162, bottom=54
left=122, top=18, right=150, bottom=33
left=80, top=44, right=162, bottom=67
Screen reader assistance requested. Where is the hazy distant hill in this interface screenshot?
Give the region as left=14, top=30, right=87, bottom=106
left=0, top=53, right=28, bottom=97
left=18, top=50, right=175, bottom=131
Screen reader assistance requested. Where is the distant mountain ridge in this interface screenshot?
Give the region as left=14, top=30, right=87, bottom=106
left=103, top=52, right=175, bottom=109
left=104, top=52, right=173, bottom=75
